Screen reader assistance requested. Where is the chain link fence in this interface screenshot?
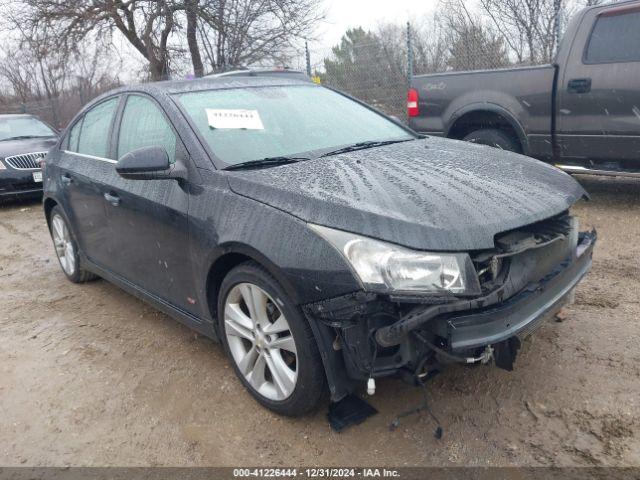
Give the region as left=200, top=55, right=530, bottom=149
left=0, top=21, right=544, bottom=128
left=306, top=40, right=410, bottom=120
left=304, top=23, right=542, bottom=121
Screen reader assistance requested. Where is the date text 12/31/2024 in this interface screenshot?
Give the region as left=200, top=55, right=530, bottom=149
left=233, top=468, right=401, bottom=478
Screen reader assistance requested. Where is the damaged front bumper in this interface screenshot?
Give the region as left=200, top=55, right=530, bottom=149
left=304, top=228, right=596, bottom=400
left=431, top=233, right=593, bottom=353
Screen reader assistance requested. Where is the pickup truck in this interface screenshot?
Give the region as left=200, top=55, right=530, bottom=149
left=407, top=0, right=640, bottom=177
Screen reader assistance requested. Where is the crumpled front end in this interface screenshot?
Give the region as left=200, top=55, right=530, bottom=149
left=303, top=211, right=596, bottom=400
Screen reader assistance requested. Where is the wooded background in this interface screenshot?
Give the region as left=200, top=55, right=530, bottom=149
left=0, top=0, right=607, bottom=127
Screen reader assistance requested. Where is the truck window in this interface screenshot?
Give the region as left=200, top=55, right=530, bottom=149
left=585, top=10, right=640, bottom=64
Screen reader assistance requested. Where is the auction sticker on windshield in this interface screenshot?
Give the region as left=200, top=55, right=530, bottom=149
left=206, top=109, right=264, bottom=130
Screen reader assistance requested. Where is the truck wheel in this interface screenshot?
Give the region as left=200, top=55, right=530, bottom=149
left=463, top=128, right=521, bottom=153
left=217, top=261, right=326, bottom=416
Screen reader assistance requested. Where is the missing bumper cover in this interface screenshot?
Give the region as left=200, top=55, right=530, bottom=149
left=376, top=229, right=595, bottom=348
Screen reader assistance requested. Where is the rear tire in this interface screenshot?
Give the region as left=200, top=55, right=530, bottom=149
left=463, top=128, right=521, bottom=153
left=49, top=206, right=98, bottom=283
left=217, top=261, right=326, bottom=416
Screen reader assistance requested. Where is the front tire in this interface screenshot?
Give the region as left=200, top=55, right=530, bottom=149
left=463, top=128, right=521, bottom=153
left=217, top=262, right=325, bottom=416
left=49, top=206, right=97, bottom=283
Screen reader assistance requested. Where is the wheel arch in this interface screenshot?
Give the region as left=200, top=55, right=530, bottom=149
left=204, top=242, right=346, bottom=402
left=446, top=105, right=528, bottom=154
left=43, top=196, right=59, bottom=230
left=204, top=242, right=302, bottom=331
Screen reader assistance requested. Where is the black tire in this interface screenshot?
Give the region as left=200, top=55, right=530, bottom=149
left=463, top=128, right=521, bottom=153
left=48, top=205, right=98, bottom=283
left=217, top=261, right=326, bottom=416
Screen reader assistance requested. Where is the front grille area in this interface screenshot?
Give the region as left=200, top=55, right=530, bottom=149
left=473, top=211, right=575, bottom=292
left=494, top=211, right=574, bottom=253
left=4, top=152, right=47, bottom=170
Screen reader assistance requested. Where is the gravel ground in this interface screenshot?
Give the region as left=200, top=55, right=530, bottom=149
left=0, top=175, right=639, bottom=467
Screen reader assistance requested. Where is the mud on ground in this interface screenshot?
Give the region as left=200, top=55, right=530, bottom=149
left=0, top=175, right=639, bottom=467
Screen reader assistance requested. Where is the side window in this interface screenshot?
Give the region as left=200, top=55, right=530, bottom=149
left=68, top=118, right=83, bottom=151
left=117, top=95, right=177, bottom=164
left=77, top=98, right=119, bottom=158
left=585, top=11, right=640, bottom=64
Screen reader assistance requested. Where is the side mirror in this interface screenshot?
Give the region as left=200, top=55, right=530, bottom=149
left=116, top=146, right=173, bottom=180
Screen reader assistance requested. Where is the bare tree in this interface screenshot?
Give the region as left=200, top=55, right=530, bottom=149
left=0, top=47, right=40, bottom=102
left=410, top=17, right=449, bottom=75
left=69, top=40, right=123, bottom=103
left=7, top=26, right=72, bottom=125
left=437, top=1, right=509, bottom=71
left=196, top=0, right=324, bottom=71
left=185, top=0, right=204, bottom=77
left=477, top=0, right=569, bottom=64
left=13, top=0, right=183, bottom=81
left=9, top=0, right=323, bottom=80
left=0, top=21, right=121, bottom=126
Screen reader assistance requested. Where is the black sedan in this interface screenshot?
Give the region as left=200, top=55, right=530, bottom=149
left=42, top=76, right=595, bottom=416
left=0, top=114, right=58, bottom=199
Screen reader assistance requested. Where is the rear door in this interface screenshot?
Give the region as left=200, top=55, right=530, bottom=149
left=57, top=96, right=120, bottom=268
left=557, top=4, right=640, bottom=163
left=102, top=93, right=197, bottom=314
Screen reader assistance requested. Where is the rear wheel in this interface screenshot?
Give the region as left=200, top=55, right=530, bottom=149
left=217, top=262, right=325, bottom=416
left=463, top=128, right=521, bottom=153
left=49, top=206, right=97, bottom=283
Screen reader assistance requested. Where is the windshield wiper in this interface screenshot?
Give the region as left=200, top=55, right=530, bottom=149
left=0, top=135, right=53, bottom=142
left=223, top=156, right=309, bottom=171
left=320, top=138, right=414, bottom=158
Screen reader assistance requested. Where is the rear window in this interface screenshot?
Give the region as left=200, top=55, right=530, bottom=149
left=585, top=10, right=640, bottom=64
left=68, top=119, right=82, bottom=151
left=76, top=97, right=119, bottom=158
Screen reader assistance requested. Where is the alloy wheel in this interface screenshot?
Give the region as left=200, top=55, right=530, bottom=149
left=224, top=283, right=298, bottom=401
left=51, top=214, right=76, bottom=276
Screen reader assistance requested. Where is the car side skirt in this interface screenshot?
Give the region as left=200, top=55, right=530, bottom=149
left=82, top=256, right=218, bottom=341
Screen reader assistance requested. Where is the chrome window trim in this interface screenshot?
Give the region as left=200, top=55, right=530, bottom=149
left=62, top=150, right=117, bottom=164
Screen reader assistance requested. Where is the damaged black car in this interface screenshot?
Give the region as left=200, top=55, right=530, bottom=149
left=42, top=75, right=595, bottom=416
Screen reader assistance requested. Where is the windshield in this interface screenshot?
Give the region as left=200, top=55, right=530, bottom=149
left=177, top=85, right=414, bottom=165
left=0, top=116, right=56, bottom=141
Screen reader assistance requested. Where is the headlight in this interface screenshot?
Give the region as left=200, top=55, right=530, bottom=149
left=309, top=224, right=481, bottom=295
left=0, top=159, right=5, bottom=170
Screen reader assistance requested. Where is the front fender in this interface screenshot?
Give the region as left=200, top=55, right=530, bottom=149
left=189, top=180, right=361, bottom=319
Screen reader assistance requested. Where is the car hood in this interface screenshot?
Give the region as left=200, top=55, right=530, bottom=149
left=225, top=137, right=586, bottom=251
left=0, top=137, right=58, bottom=158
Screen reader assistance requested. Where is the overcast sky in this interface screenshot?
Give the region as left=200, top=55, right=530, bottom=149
left=317, top=0, right=440, bottom=49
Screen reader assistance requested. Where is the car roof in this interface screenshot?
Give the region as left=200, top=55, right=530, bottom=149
left=109, top=75, right=316, bottom=97
left=205, top=68, right=309, bottom=79
left=72, top=75, right=322, bottom=128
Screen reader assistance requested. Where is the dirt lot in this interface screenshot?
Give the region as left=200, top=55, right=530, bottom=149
left=1, top=175, right=639, bottom=467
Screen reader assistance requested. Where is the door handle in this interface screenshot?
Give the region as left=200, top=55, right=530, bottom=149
left=103, top=192, right=121, bottom=206
left=60, top=174, right=73, bottom=186
left=567, top=78, right=591, bottom=94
